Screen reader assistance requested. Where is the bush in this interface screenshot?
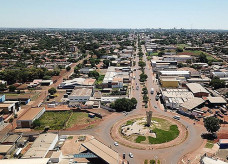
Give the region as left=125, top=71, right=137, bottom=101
left=150, top=160, right=156, bottom=164
left=48, top=87, right=57, bottom=95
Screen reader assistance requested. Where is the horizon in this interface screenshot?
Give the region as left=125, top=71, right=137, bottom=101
left=1, top=0, right=228, bottom=30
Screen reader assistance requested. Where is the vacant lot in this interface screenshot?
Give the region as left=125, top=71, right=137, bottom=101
left=35, top=111, right=71, bottom=130
left=66, top=112, right=100, bottom=129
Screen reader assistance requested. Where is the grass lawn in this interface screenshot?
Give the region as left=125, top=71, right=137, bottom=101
left=135, top=136, right=146, bottom=143
left=151, top=117, right=172, bottom=131
left=66, top=112, right=100, bottom=128
left=205, top=140, right=214, bottom=149
left=180, top=50, right=218, bottom=62
left=148, top=125, right=179, bottom=144
left=36, top=111, right=71, bottom=130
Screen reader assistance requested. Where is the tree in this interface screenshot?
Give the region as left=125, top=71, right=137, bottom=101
left=204, top=116, right=220, bottom=135
left=66, top=66, right=71, bottom=71
left=88, top=71, right=100, bottom=80
left=138, top=61, right=146, bottom=68
left=9, top=85, right=16, bottom=92
left=176, top=47, right=183, bottom=53
left=48, top=87, right=57, bottom=95
left=210, top=77, right=225, bottom=89
left=140, top=73, right=148, bottom=82
left=103, top=59, right=110, bottom=68
left=158, top=51, right=164, bottom=57
left=198, top=53, right=208, bottom=63
left=130, top=98, right=137, bottom=107
left=32, top=119, right=41, bottom=128
left=111, top=98, right=137, bottom=112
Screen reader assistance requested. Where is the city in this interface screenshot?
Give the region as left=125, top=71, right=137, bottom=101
left=0, top=1, right=228, bottom=164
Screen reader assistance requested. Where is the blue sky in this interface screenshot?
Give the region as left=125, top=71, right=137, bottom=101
left=0, top=0, right=228, bottom=29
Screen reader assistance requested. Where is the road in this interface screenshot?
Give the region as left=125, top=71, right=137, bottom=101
left=58, top=44, right=205, bottom=164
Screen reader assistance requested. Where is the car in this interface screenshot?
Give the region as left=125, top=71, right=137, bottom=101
left=136, top=86, right=139, bottom=90
left=154, top=106, right=157, bottom=109
left=129, top=152, right=133, bottom=158
left=173, top=115, right=180, bottom=120
left=114, top=142, right=119, bottom=146
left=155, top=95, right=159, bottom=101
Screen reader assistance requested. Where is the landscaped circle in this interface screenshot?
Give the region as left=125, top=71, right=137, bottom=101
left=111, top=114, right=187, bottom=149
left=121, top=117, right=179, bottom=144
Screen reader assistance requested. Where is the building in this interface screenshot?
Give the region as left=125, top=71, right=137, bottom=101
left=0, top=95, right=5, bottom=103
left=160, top=76, right=179, bottom=88
left=80, top=67, right=95, bottom=74
left=219, top=139, right=228, bottom=149
left=23, top=133, right=58, bottom=159
left=82, top=138, right=119, bottom=164
left=59, top=78, right=96, bottom=89
left=0, top=158, right=50, bottom=164
left=207, top=97, right=227, bottom=106
left=200, top=156, right=227, bottom=164
left=180, top=97, right=205, bottom=111
left=161, top=89, right=194, bottom=109
left=186, top=83, right=209, bottom=97
left=163, top=55, right=192, bottom=62
left=159, top=71, right=190, bottom=78
left=40, top=80, right=53, bottom=86
left=16, top=107, right=46, bottom=128
left=68, top=87, right=93, bottom=102
left=1, top=134, right=21, bottom=145
left=0, top=145, right=15, bottom=156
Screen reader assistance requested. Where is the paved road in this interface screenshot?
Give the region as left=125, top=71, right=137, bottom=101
left=58, top=44, right=205, bottom=164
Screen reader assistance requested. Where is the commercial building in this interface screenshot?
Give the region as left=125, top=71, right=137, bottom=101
left=68, top=87, right=93, bottom=102
left=186, top=83, right=209, bottom=97
left=207, top=97, right=227, bottom=106
left=16, top=107, right=45, bottom=128
left=59, top=78, right=96, bottom=89
left=159, top=71, right=190, bottom=78
left=23, top=133, right=58, bottom=159
left=0, top=158, right=50, bottom=164
left=160, top=76, right=179, bottom=88
left=82, top=138, right=119, bottom=164
left=161, top=89, right=194, bottom=109
left=180, top=97, right=205, bottom=111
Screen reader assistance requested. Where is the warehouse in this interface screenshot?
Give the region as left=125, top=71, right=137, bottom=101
left=68, top=87, right=93, bottom=102
left=186, top=83, right=209, bottom=97
left=16, top=107, right=45, bottom=128
left=159, top=71, right=190, bottom=78
left=23, top=133, right=58, bottom=159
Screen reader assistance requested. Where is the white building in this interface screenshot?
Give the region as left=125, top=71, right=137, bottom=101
left=68, top=88, right=93, bottom=102
left=160, top=71, right=190, bottom=78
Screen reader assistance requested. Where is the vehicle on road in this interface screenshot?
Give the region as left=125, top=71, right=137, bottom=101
left=134, top=68, right=136, bottom=71
left=133, top=76, right=136, bottom=79
left=173, top=115, right=180, bottom=120
left=136, top=86, right=139, bottom=90
left=150, top=88, right=154, bottom=94
left=114, top=142, right=119, bottom=146
left=129, top=152, right=133, bottom=158
left=155, top=95, right=159, bottom=101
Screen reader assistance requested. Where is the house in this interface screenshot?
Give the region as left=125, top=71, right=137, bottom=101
left=0, top=103, right=16, bottom=114
left=186, top=83, right=209, bottom=97
left=22, top=133, right=58, bottom=159
left=1, top=134, right=21, bottom=145
left=40, top=80, right=53, bottom=86
left=16, top=107, right=46, bottom=128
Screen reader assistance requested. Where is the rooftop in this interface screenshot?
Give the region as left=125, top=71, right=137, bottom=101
left=82, top=138, right=119, bottom=164
left=0, top=158, right=50, bottom=164
left=207, top=97, right=227, bottom=104
left=23, top=133, right=58, bottom=159
left=181, top=98, right=205, bottom=110
left=70, top=88, right=92, bottom=97
left=18, top=107, right=45, bottom=121
left=186, top=83, right=209, bottom=94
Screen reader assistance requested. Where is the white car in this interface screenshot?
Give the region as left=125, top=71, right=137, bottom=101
left=129, top=152, right=133, bottom=158
left=114, top=142, right=119, bottom=146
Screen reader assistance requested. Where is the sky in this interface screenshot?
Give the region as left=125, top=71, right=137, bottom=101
left=0, top=0, right=228, bottom=29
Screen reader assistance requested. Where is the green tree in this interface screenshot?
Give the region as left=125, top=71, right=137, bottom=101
left=32, top=119, right=41, bottom=128
left=88, top=71, right=100, bottom=80
left=198, top=53, right=208, bottom=63
left=9, top=85, right=16, bottom=92
left=176, top=47, right=183, bottom=53
left=48, top=87, right=57, bottom=95
left=140, top=73, right=148, bottom=82
left=204, top=116, right=220, bottom=135
left=111, top=98, right=137, bottom=112
left=210, top=77, right=225, bottom=89
left=103, top=59, right=110, bottom=68
left=66, top=66, right=71, bottom=71
left=158, top=51, right=164, bottom=57
left=130, top=98, right=137, bottom=107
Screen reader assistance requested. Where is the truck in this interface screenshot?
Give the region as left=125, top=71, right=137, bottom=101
left=150, top=88, right=154, bottom=94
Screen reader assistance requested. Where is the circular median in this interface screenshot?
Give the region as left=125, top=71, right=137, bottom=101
left=111, top=114, right=188, bottom=150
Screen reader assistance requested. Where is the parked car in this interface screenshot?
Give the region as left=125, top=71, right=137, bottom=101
left=173, top=115, right=180, bottom=120
left=129, top=152, right=133, bottom=158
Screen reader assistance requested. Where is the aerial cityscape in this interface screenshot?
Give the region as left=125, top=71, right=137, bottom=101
left=0, top=0, right=228, bottom=164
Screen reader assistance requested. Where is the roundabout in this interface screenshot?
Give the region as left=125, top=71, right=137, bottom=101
left=111, top=114, right=188, bottom=150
